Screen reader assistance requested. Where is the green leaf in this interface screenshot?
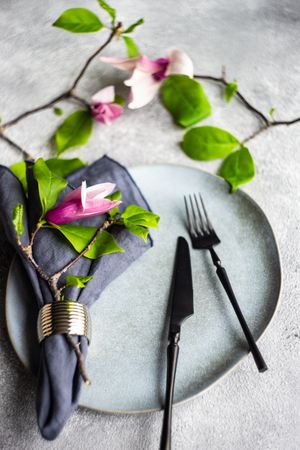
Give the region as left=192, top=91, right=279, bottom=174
left=225, top=80, right=238, bottom=103
left=122, top=36, right=140, bottom=58
left=12, top=203, right=24, bottom=238
left=124, top=222, right=149, bottom=242
left=161, top=75, right=211, bottom=128
left=10, top=158, right=85, bottom=194
left=46, top=158, right=86, bottom=178
left=181, top=126, right=240, bottom=161
left=219, top=147, right=255, bottom=192
left=55, top=224, right=124, bottom=259
left=120, top=205, right=159, bottom=241
left=269, top=107, right=276, bottom=119
left=53, top=107, right=63, bottom=116
left=55, top=110, right=93, bottom=155
left=10, top=161, right=27, bottom=193
left=123, top=18, right=144, bottom=33
left=114, top=95, right=126, bottom=107
left=53, top=8, right=103, bottom=33
left=106, top=190, right=122, bottom=217
left=33, top=158, right=67, bottom=216
left=66, top=274, right=93, bottom=288
left=97, top=0, right=116, bottom=25
left=106, top=191, right=122, bottom=201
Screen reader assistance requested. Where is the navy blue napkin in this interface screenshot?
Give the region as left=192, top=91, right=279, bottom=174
left=0, top=156, right=152, bottom=440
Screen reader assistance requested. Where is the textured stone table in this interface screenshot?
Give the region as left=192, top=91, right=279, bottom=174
left=0, top=0, right=299, bottom=449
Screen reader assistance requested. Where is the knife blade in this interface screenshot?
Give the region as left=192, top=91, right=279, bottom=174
left=169, top=236, right=194, bottom=337
left=160, top=236, right=194, bottom=450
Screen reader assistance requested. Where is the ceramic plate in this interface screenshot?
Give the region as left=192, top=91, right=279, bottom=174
left=5, top=164, right=281, bottom=413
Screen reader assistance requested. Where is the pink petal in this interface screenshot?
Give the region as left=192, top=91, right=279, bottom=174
left=100, top=56, right=140, bottom=71
left=107, top=103, right=124, bottom=121
left=63, top=182, right=115, bottom=204
left=63, top=186, right=81, bottom=203
left=166, top=49, right=193, bottom=78
left=83, top=199, right=121, bottom=215
left=91, top=86, right=115, bottom=105
left=124, top=68, right=153, bottom=87
left=127, top=75, right=161, bottom=109
left=81, top=181, right=87, bottom=209
left=92, top=103, right=124, bottom=124
left=46, top=199, right=120, bottom=225
left=136, top=55, right=163, bottom=74
left=86, top=182, right=116, bottom=200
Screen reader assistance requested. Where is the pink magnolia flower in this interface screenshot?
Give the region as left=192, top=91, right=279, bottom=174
left=46, top=181, right=121, bottom=225
left=90, top=86, right=124, bottom=124
left=100, top=49, right=193, bottom=109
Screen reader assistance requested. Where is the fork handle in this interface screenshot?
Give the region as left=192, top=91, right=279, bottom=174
left=209, top=248, right=268, bottom=373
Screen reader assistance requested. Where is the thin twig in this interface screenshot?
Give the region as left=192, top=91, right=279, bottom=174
left=0, top=23, right=122, bottom=160
left=65, top=334, right=91, bottom=384
left=29, top=221, right=43, bottom=246
left=194, top=72, right=300, bottom=143
left=70, top=23, right=121, bottom=92
left=69, top=93, right=91, bottom=108
left=194, top=73, right=270, bottom=125
left=0, top=133, right=33, bottom=160
left=1, top=93, right=69, bottom=130
left=54, top=218, right=113, bottom=279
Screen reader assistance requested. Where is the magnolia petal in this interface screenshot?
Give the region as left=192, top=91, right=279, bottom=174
left=107, top=104, right=124, bottom=121
left=86, top=182, right=116, bottom=200
left=84, top=198, right=121, bottom=213
left=46, top=202, right=81, bottom=225
left=100, top=56, right=140, bottom=71
left=63, top=186, right=81, bottom=203
left=91, top=86, right=115, bottom=105
left=81, top=180, right=87, bottom=209
left=128, top=76, right=161, bottom=109
left=124, top=68, right=152, bottom=87
left=166, top=49, right=194, bottom=78
left=63, top=182, right=115, bottom=204
left=46, top=199, right=120, bottom=225
left=136, top=55, right=163, bottom=74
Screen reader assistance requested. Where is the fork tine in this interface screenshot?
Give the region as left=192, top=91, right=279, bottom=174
left=184, top=195, right=193, bottom=234
left=189, top=194, right=199, bottom=234
left=193, top=193, right=205, bottom=234
left=199, top=194, right=213, bottom=231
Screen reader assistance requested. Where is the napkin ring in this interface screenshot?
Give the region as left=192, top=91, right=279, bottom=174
left=37, top=301, right=91, bottom=344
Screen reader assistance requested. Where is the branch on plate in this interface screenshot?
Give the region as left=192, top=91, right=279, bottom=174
left=194, top=69, right=300, bottom=143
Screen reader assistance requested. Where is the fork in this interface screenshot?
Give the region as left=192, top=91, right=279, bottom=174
left=184, top=193, right=267, bottom=373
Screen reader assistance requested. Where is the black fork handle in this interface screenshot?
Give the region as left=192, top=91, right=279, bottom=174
left=209, top=248, right=268, bottom=373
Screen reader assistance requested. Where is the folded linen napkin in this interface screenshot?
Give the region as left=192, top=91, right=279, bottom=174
left=0, top=155, right=153, bottom=440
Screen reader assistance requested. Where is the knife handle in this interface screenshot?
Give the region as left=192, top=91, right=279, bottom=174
left=160, top=333, right=180, bottom=450
left=210, top=248, right=268, bottom=373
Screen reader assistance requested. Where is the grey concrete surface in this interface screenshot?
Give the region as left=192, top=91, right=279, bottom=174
left=0, top=0, right=300, bottom=449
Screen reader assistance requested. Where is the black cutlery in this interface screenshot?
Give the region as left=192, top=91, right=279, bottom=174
left=184, top=193, right=267, bottom=373
left=160, top=236, right=194, bottom=450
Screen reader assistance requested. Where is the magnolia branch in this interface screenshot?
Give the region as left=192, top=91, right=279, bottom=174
left=15, top=217, right=115, bottom=384
left=65, top=334, right=91, bottom=385
left=0, top=23, right=122, bottom=159
left=194, top=72, right=300, bottom=143
left=55, top=218, right=113, bottom=281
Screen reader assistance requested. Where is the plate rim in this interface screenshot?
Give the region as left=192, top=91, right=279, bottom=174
left=5, top=163, right=282, bottom=415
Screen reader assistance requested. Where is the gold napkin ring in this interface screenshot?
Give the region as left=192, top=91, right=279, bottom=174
left=37, top=301, right=91, bottom=344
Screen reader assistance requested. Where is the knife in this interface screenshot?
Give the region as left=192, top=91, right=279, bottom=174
left=160, top=236, right=194, bottom=450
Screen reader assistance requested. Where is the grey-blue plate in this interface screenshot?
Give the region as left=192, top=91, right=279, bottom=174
left=5, top=164, right=281, bottom=414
